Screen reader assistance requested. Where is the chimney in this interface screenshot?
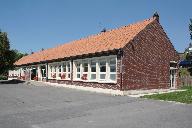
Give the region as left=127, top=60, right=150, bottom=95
left=153, top=12, right=159, bottom=22
left=101, top=28, right=107, bottom=33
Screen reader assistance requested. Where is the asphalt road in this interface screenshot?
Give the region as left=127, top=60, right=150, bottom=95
left=0, top=82, right=192, bottom=128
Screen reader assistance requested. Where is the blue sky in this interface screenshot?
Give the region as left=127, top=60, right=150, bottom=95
left=0, top=0, right=191, bottom=53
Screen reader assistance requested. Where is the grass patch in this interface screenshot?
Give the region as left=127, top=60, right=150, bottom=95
left=141, top=87, right=192, bottom=104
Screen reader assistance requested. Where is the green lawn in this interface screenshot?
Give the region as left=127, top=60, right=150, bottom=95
left=141, top=86, right=192, bottom=104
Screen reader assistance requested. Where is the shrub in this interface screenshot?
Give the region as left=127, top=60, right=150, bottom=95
left=179, top=68, right=190, bottom=77
left=0, top=75, right=7, bottom=80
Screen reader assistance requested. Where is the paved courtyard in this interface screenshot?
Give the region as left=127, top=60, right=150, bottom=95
left=0, top=81, right=192, bottom=128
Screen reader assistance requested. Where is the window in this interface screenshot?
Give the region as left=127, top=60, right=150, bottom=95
left=82, top=61, right=88, bottom=80
left=66, top=62, right=71, bottom=79
left=60, top=62, right=66, bottom=79
left=58, top=65, right=62, bottom=78
left=52, top=66, right=57, bottom=78
left=76, top=62, right=81, bottom=79
left=109, top=58, right=116, bottom=81
left=73, top=56, right=117, bottom=83
left=41, top=66, right=46, bottom=78
left=99, top=60, right=106, bottom=80
left=49, top=65, right=56, bottom=79
left=90, top=60, right=96, bottom=80
left=63, top=63, right=66, bottom=72
left=50, top=66, right=53, bottom=78
left=50, top=66, right=52, bottom=72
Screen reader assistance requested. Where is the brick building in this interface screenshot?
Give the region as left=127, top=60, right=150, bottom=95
left=9, top=13, right=179, bottom=93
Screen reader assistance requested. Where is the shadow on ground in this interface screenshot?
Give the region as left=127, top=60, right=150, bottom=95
left=0, top=79, right=25, bottom=84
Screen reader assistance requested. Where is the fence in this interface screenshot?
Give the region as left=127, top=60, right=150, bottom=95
left=179, top=76, right=192, bottom=86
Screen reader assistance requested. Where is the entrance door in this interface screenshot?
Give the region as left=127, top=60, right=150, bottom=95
left=31, top=68, right=37, bottom=80
left=41, top=65, right=46, bottom=81
left=170, top=69, right=176, bottom=88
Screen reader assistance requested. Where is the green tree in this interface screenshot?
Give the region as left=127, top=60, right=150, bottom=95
left=0, top=31, right=12, bottom=75
left=0, top=30, right=27, bottom=76
left=12, top=49, right=28, bottom=62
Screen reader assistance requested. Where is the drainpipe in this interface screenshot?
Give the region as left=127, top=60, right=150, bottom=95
left=46, top=63, right=48, bottom=82
left=71, top=59, right=73, bottom=84
left=118, top=49, right=123, bottom=91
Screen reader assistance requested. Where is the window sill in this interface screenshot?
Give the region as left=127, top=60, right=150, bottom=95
left=73, top=79, right=117, bottom=84
left=57, top=78, right=71, bottom=81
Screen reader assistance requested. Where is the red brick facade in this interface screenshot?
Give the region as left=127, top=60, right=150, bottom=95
left=121, top=20, right=179, bottom=90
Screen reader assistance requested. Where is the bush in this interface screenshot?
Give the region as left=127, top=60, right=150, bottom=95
left=179, top=68, right=190, bottom=77
left=0, top=75, right=7, bottom=80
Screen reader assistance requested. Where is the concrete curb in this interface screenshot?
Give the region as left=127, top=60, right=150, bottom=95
left=25, top=80, right=185, bottom=96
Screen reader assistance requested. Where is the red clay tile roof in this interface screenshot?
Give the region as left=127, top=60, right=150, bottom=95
left=15, top=17, right=157, bottom=66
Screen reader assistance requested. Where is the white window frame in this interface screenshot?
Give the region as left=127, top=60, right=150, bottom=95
left=58, top=64, right=62, bottom=79
left=66, top=61, right=71, bottom=80
left=108, top=58, right=117, bottom=82
left=62, top=62, right=67, bottom=79
left=75, top=61, right=81, bottom=80
left=90, top=60, right=97, bottom=81
left=82, top=60, right=89, bottom=80
left=99, top=59, right=107, bottom=81
left=49, top=61, right=71, bottom=80
left=73, top=55, right=117, bottom=83
left=50, top=65, right=53, bottom=78
left=48, top=64, right=57, bottom=79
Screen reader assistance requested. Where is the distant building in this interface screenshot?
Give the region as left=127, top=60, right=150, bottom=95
left=185, top=43, right=192, bottom=54
left=179, top=43, right=192, bottom=68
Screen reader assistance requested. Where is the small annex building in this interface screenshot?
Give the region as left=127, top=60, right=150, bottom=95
left=9, top=13, right=179, bottom=93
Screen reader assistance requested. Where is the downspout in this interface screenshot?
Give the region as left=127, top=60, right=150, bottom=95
left=71, top=59, right=73, bottom=84
left=46, top=63, right=48, bottom=82
left=118, top=49, right=123, bottom=91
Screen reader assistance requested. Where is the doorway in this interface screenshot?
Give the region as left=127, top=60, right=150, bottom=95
left=31, top=68, right=37, bottom=80
left=170, top=69, right=176, bottom=88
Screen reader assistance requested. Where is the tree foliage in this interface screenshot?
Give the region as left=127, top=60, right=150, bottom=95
left=0, top=30, right=27, bottom=75
left=190, top=19, right=192, bottom=40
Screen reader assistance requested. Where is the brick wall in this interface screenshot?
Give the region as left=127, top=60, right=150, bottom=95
left=122, top=20, right=179, bottom=90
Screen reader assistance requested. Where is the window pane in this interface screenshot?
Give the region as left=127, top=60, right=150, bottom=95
left=63, top=64, right=66, bottom=72
left=77, top=67, right=80, bottom=72
left=67, top=63, right=70, bottom=72
left=84, top=67, right=88, bottom=72
left=76, top=63, right=80, bottom=67
left=50, top=66, right=52, bottom=72
left=100, top=61, right=106, bottom=66
left=91, top=60, right=96, bottom=72
left=54, top=66, right=57, bottom=72
left=91, top=61, right=96, bottom=66
left=59, top=65, right=62, bottom=72
left=100, top=60, right=106, bottom=72
left=110, top=74, right=116, bottom=81
left=83, top=63, right=88, bottom=72
left=110, top=59, right=116, bottom=65
left=110, top=66, right=116, bottom=72
left=100, top=74, right=106, bottom=79
left=91, top=67, right=96, bottom=72
left=68, top=74, right=70, bottom=78
left=91, top=74, right=96, bottom=80
left=67, top=64, right=70, bottom=72
left=100, top=66, right=106, bottom=72
left=77, top=74, right=80, bottom=78
left=83, top=63, right=88, bottom=66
